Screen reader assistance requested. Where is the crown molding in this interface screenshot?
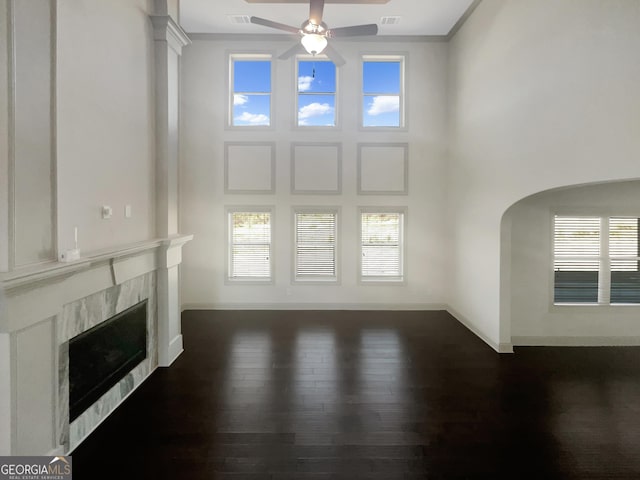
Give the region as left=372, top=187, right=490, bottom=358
left=150, top=15, right=191, bottom=53
left=187, top=32, right=447, bottom=43
left=447, top=0, right=482, bottom=40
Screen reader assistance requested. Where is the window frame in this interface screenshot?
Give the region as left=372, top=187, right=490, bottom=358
left=359, top=54, right=407, bottom=131
left=550, top=210, right=640, bottom=307
left=292, top=206, right=341, bottom=284
left=227, top=52, right=275, bottom=130
left=294, top=55, right=339, bottom=130
left=225, top=206, right=275, bottom=284
left=358, top=206, right=407, bottom=285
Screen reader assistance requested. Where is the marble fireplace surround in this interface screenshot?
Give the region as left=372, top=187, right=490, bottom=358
left=0, top=235, right=192, bottom=456
left=59, top=271, right=157, bottom=452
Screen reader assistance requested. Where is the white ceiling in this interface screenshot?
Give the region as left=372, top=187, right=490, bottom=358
left=179, top=0, right=477, bottom=36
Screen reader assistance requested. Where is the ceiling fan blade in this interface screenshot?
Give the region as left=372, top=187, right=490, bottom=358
left=323, top=43, right=345, bottom=66
left=309, top=0, right=325, bottom=25
left=279, top=43, right=305, bottom=60
left=328, top=23, right=378, bottom=37
left=250, top=16, right=301, bottom=35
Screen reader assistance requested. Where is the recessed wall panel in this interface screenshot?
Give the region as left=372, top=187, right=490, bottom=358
left=16, top=319, right=55, bottom=454
left=291, top=143, right=341, bottom=194
left=358, top=143, right=408, bottom=195
left=225, top=142, right=275, bottom=194
left=13, top=0, right=55, bottom=266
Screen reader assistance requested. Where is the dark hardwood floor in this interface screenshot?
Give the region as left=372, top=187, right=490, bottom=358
left=72, top=310, right=640, bottom=479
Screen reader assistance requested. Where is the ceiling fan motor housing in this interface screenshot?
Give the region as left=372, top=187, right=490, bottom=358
left=302, top=19, right=328, bottom=35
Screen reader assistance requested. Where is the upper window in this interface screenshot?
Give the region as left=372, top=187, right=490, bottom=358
left=362, top=56, right=404, bottom=128
left=297, top=59, right=336, bottom=127
left=359, top=208, right=406, bottom=282
left=294, top=209, right=338, bottom=282
left=230, top=55, right=272, bottom=127
left=553, top=215, right=639, bottom=304
left=227, top=208, right=273, bottom=282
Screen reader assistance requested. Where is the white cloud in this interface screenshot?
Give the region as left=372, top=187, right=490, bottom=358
left=234, top=112, right=270, bottom=125
left=298, top=102, right=333, bottom=120
left=298, top=75, right=314, bottom=92
left=367, top=96, right=400, bottom=116
left=233, top=94, right=249, bottom=106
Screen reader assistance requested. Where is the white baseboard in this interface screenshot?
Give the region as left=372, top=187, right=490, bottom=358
left=165, top=335, right=183, bottom=367
left=446, top=306, right=513, bottom=354
left=181, top=302, right=448, bottom=311
left=512, top=336, right=640, bottom=347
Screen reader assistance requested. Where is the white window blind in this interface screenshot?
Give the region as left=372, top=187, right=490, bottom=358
left=610, top=217, right=640, bottom=303
left=294, top=212, right=337, bottom=280
left=361, top=212, right=403, bottom=280
left=610, top=218, right=639, bottom=268
left=229, top=211, right=272, bottom=280
left=553, top=215, right=640, bottom=304
left=553, top=216, right=600, bottom=303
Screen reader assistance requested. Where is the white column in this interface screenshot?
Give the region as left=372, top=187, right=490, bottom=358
left=150, top=14, right=192, bottom=367
left=151, top=15, right=189, bottom=237
left=157, top=235, right=192, bottom=366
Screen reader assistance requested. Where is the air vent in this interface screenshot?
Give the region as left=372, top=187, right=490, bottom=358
left=228, top=14, right=251, bottom=24
left=380, top=16, right=401, bottom=25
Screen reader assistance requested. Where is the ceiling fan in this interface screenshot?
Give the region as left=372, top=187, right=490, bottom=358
left=250, top=0, right=378, bottom=66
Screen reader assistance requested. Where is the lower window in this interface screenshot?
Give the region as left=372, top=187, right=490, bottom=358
left=359, top=208, right=406, bottom=283
left=294, top=209, right=338, bottom=282
left=227, top=208, right=273, bottom=282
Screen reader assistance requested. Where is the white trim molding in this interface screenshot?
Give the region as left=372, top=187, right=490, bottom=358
left=150, top=15, right=191, bottom=54
left=512, top=336, right=640, bottom=347
left=183, top=302, right=448, bottom=311
left=447, top=306, right=514, bottom=354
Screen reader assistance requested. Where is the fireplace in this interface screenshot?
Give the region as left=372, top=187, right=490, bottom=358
left=68, top=300, right=148, bottom=422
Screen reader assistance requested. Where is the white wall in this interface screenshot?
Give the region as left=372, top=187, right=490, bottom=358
left=56, top=0, right=156, bottom=254
left=447, top=0, right=640, bottom=350
left=508, top=181, right=640, bottom=345
left=180, top=37, right=449, bottom=308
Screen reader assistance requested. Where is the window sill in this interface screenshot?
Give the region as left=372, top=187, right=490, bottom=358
left=359, top=278, right=405, bottom=286
left=293, top=278, right=339, bottom=285
left=225, top=278, right=274, bottom=286
left=550, top=303, right=640, bottom=313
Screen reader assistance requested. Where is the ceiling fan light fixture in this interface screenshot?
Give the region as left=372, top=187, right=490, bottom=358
left=301, top=33, right=328, bottom=55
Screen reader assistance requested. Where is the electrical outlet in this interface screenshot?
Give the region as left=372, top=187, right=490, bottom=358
left=102, top=205, right=113, bottom=219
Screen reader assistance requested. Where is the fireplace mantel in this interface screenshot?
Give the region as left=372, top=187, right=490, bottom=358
left=0, top=235, right=193, bottom=298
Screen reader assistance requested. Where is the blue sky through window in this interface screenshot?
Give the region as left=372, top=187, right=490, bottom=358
left=233, top=60, right=271, bottom=126
left=298, top=60, right=336, bottom=126
left=363, top=61, right=401, bottom=127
